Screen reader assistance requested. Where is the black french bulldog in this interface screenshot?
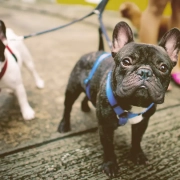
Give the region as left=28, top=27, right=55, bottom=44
left=58, top=21, right=180, bottom=177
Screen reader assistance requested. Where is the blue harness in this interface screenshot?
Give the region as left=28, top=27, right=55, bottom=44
left=84, top=52, right=111, bottom=100
left=84, top=53, right=154, bottom=126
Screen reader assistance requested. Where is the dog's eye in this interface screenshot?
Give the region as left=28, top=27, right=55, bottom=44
left=122, top=58, right=132, bottom=66
left=159, top=64, right=168, bottom=73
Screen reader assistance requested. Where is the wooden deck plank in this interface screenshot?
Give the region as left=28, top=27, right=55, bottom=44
left=1, top=105, right=180, bottom=179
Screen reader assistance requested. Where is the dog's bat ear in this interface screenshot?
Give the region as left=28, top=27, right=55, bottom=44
left=159, top=28, right=180, bottom=66
left=0, top=20, right=6, bottom=40
left=111, top=21, right=134, bottom=58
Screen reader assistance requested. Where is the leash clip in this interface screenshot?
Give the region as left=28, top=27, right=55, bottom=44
left=117, top=110, right=129, bottom=126
left=116, top=110, right=128, bottom=119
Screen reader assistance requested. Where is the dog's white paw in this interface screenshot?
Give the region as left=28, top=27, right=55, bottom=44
left=22, top=106, right=35, bottom=120
left=36, top=78, right=45, bottom=89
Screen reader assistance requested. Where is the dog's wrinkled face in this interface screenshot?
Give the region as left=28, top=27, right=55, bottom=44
left=113, top=43, right=173, bottom=106
left=111, top=22, right=180, bottom=107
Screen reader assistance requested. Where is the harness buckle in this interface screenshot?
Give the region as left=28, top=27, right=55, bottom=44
left=84, top=78, right=89, bottom=85
left=117, top=110, right=128, bottom=126
left=116, top=110, right=128, bottom=119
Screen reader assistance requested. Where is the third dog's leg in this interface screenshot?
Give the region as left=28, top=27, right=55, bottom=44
left=20, top=44, right=44, bottom=89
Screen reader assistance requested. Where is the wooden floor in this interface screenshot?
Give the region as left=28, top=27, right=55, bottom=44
left=0, top=1, right=180, bottom=179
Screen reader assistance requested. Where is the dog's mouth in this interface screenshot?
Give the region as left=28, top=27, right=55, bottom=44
left=134, top=85, right=150, bottom=100
left=139, top=85, right=147, bottom=89
left=116, top=79, right=165, bottom=105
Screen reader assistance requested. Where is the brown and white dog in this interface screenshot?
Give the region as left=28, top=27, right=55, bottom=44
left=119, top=2, right=169, bottom=41
left=0, top=20, right=44, bottom=120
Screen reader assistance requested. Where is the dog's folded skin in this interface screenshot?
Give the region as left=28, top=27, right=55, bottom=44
left=0, top=20, right=44, bottom=120
left=58, top=21, right=180, bottom=177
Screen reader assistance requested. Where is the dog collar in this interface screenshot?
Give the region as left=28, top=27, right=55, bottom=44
left=5, top=45, right=18, bottom=62
left=106, top=71, right=154, bottom=126
left=0, top=60, right=8, bottom=79
left=0, top=45, right=17, bottom=80
left=84, top=52, right=111, bottom=100
left=2, top=38, right=18, bottom=62
left=0, top=44, right=17, bottom=80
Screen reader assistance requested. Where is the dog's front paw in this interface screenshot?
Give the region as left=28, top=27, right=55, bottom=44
left=101, top=161, right=118, bottom=177
left=22, top=105, right=35, bottom=120
left=57, top=118, right=71, bottom=133
left=36, top=78, right=44, bottom=89
left=130, top=149, right=149, bottom=164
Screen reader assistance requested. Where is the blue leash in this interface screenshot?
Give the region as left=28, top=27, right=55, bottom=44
left=21, top=0, right=111, bottom=49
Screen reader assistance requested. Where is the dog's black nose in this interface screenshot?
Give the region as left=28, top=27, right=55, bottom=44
left=137, top=68, right=152, bottom=79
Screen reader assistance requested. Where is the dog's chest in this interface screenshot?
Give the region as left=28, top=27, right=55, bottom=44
left=128, top=106, right=146, bottom=124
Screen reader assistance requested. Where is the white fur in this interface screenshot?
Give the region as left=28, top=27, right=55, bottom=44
left=0, top=28, right=44, bottom=120
left=128, top=106, right=146, bottom=124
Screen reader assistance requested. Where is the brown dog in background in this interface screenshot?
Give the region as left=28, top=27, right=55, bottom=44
left=119, top=2, right=180, bottom=77
left=119, top=2, right=169, bottom=41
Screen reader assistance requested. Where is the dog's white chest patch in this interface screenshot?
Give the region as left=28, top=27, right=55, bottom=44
left=128, top=106, right=146, bottom=124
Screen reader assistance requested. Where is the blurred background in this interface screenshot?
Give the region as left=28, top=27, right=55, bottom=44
left=57, top=0, right=171, bottom=15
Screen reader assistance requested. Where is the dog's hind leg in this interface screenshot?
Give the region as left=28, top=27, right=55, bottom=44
left=81, top=95, right=90, bottom=112
left=19, top=43, right=44, bottom=89
left=14, top=83, right=35, bottom=120
left=98, top=27, right=104, bottom=51
left=58, top=84, right=82, bottom=133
